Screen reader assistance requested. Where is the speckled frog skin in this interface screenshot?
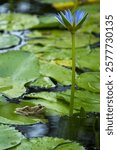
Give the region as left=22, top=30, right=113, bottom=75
left=15, top=104, right=45, bottom=116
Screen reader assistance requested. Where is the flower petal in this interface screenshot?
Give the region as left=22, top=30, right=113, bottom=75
left=75, top=10, right=85, bottom=24
left=75, top=13, right=88, bottom=30
left=60, top=12, right=73, bottom=30
left=55, top=13, right=65, bottom=26
left=55, top=9, right=88, bottom=32
left=63, top=10, right=73, bottom=24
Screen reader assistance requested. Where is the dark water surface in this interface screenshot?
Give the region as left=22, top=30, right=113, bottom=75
left=0, top=0, right=57, bottom=14
left=14, top=115, right=100, bottom=150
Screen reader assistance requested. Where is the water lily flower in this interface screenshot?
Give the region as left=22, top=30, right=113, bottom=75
left=55, top=9, right=88, bottom=116
left=56, top=9, right=88, bottom=32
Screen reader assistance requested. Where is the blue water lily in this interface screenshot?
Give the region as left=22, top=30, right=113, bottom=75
left=56, top=9, right=88, bottom=32
left=55, top=9, right=88, bottom=116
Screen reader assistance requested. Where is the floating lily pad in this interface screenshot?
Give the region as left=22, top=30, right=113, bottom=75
left=0, top=33, right=20, bottom=50
left=76, top=72, right=100, bottom=93
left=56, top=90, right=100, bottom=112
left=35, top=15, right=60, bottom=29
left=38, top=47, right=99, bottom=71
left=0, top=77, right=13, bottom=92
left=28, top=30, right=99, bottom=48
left=39, top=62, right=73, bottom=85
left=26, top=92, right=57, bottom=102
left=0, top=77, right=26, bottom=97
left=25, top=89, right=99, bottom=114
left=0, top=125, right=23, bottom=150
left=0, top=100, right=47, bottom=124
left=14, top=137, right=85, bottom=150
left=38, top=48, right=71, bottom=60
left=81, top=3, right=100, bottom=14
left=26, top=97, right=69, bottom=115
left=28, top=76, right=55, bottom=88
left=0, top=51, right=40, bottom=97
left=77, top=48, right=100, bottom=71
left=80, top=3, right=100, bottom=32
left=0, top=13, right=39, bottom=31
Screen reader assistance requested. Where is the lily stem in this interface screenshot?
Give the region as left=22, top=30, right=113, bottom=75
left=9, top=0, right=14, bottom=12
left=69, top=32, right=76, bottom=116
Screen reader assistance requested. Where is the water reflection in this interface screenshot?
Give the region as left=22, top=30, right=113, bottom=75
left=0, top=0, right=57, bottom=14
left=15, top=123, right=49, bottom=138
left=14, top=115, right=100, bottom=150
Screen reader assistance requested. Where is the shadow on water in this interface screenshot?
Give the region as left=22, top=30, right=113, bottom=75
left=14, top=115, right=100, bottom=150
left=0, top=0, right=57, bottom=15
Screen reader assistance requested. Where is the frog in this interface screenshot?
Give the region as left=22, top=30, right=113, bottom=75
left=15, top=104, right=45, bottom=117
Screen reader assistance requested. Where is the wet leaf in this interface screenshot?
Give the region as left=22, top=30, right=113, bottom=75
left=0, top=34, right=20, bottom=50
left=28, top=76, right=55, bottom=88
left=14, top=137, right=85, bottom=150
left=0, top=77, right=13, bottom=92
left=0, top=13, right=39, bottom=31
left=0, top=100, right=47, bottom=125
left=25, top=97, right=69, bottom=115
left=39, top=62, right=73, bottom=85
left=0, top=125, right=23, bottom=150
left=57, top=90, right=100, bottom=112
left=77, top=48, right=100, bottom=71
left=76, top=72, right=100, bottom=92
left=80, top=3, right=100, bottom=33
left=0, top=78, right=26, bottom=97
left=28, top=30, right=99, bottom=48
left=25, top=89, right=99, bottom=114
left=0, top=51, right=40, bottom=97
left=36, top=15, right=60, bottom=29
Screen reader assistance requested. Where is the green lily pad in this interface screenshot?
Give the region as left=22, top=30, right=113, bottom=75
left=0, top=99, right=47, bottom=125
left=25, top=92, right=57, bottom=102
left=28, top=30, right=99, bottom=48
left=38, top=48, right=71, bottom=60
left=0, top=13, right=39, bottom=31
left=76, top=72, right=100, bottom=93
left=80, top=3, right=100, bottom=33
left=0, top=33, right=20, bottom=50
left=14, top=137, right=85, bottom=150
left=0, top=77, right=13, bottom=92
left=77, top=48, right=100, bottom=71
left=0, top=77, right=26, bottom=97
left=80, top=15, right=100, bottom=33
left=57, top=90, right=100, bottom=112
left=35, top=15, right=60, bottom=29
left=25, top=97, right=69, bottom=115
left=81, top=3, right=100, bottom=14
left=0, top=51, right=40, bottom=97
left=0, top=125, right=23, bottom=150
left=27, top=76, right=54, bottom=88
left=39, top=62, right=73, bottom=85
left=25, top=88, right=99, bottom=114
left=38, top=47, right=99, bottom=71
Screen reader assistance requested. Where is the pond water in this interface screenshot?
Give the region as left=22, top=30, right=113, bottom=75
left=0, top=0, right=100, bottom=150
left=13, top=115, right=100, bottom=150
